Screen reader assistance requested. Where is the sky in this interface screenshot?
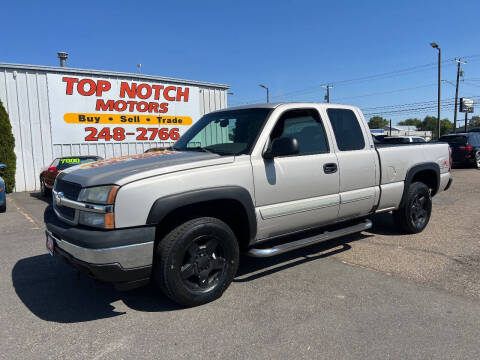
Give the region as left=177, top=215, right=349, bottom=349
left=2, top=0, right=480, bottom=125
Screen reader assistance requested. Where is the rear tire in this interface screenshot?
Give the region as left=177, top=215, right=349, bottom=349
left=0, top=202, right=5, bottom=213
left=153, top=217, right=239, bottom=307
left=393, top=182, right=432, bottom=234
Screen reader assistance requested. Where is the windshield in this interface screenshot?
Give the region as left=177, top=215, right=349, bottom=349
left=173, top=108, right=272, bottom=155
left=57, top=157, right=99, bottom=170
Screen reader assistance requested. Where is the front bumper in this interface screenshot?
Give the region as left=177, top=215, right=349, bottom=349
left=44, top=206, right=155, bottom=290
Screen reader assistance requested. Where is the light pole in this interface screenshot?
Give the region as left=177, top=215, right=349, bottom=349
left=259, top=84, right=269, bottom=103
left=430, top=42, right=441, bottom=139
left=453, top=58, right=466, bottom=133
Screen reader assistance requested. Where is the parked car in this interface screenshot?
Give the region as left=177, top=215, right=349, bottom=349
left=45, top=103, right=452, bottom=306
left=40, top=156, right=103, bottom=196
left=0, top=164, right=6, bottom=213
left=380, top=136, right=426, bottom=144
left=144, top=147, right=168, bottom=153
left=439, top=133, right=480, bottom=168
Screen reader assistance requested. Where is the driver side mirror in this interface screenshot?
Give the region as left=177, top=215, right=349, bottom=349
left=263, top=137, right=299, bottom=159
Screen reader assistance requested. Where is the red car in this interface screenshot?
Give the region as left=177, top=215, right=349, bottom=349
left=40, top=156, right=102, bottom=196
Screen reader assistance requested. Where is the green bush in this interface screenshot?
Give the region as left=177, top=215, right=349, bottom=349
left=0, top=100, right=16, bottom=193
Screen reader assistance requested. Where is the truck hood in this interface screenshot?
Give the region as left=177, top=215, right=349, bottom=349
left=58, top=150, right=234, bottom=187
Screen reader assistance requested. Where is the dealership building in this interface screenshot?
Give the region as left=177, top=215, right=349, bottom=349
left=0, top=62, right=230, bottom=192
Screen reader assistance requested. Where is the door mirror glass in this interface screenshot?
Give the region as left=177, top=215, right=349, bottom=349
left=263, top=137, right=299, bottom=159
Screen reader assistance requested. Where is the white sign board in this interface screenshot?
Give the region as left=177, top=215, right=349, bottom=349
left=47, top=74, right=200, bottom=144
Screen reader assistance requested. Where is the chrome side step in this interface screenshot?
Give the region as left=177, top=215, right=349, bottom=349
left=247, top=219, right=372, bottom=258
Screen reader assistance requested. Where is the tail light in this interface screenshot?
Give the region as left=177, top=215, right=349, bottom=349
left=448, top=146, right=452, bottom=171
left=459, top=144, right=473, bottom=151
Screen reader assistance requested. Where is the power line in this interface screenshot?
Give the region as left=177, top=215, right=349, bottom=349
left=363, top=95, right=480, bottom=116
left=332, top=83, right=437, bottom=102
left=230, top=55, right=477, bottom=106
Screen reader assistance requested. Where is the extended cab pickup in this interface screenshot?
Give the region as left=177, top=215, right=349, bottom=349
left=45, top=103, right=452, bottom=306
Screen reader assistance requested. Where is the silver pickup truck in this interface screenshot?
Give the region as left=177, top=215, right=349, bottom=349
left=45, top=103, right=452, bottom=306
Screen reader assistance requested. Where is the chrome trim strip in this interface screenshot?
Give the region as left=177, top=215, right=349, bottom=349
left=340, top=195, right=374, bottom=205
left=54, top=190, right=113, bottom=214
left=47, top=231, right=154, bottom=269
left=247, top=219, right=372, bottom=257
left=259, top=194, right=340, bottom=220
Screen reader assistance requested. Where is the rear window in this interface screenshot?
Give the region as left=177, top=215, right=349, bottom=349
left=57, top=157, right=99, bottom=170
left=382, top=137, right=409, bottom=144
left=439, top=136, right=467, bottom=144
left=327, top=108, right=365, bottom=151
left=468, top=133, right=480, bottom=146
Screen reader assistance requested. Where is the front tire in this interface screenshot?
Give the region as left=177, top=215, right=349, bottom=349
left=40, top=177, right=51, bottom=197
left=393, top=182, right=432, bottom=234
left=154, top=217, right=239, bottom=307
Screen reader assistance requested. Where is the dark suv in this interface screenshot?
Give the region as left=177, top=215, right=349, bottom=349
left=439, top=133, right=480, bottom=168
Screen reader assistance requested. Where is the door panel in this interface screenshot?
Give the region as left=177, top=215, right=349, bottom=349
left=252, top=107, right=341, bottom=240
left=324, top=107, right=378, bottom=219
left=253, top=153, right=340, bottom=239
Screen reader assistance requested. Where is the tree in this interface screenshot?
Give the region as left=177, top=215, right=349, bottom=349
left=398, top=118, right=422, bottom=128
left=469, top=115, right=480, bottom=128
left=368, top=116, right=388, bottom=129
left=418, top=116, right=452, bottom=137
left=0, top=100, right=16, bottom=193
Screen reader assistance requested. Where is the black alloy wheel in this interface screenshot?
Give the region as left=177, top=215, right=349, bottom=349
left=409, top=193, right=429, bottom=229
left=180, top=235, right=228, bottom=292
left=393, top=182, right=432, bottom=234
left=154, top=217, right=239, bottom=307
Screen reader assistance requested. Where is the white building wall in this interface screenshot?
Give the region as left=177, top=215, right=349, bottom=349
left=0, top=64, right=229, bottom=192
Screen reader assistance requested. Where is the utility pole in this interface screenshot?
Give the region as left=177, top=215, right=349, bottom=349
left=430, top=42, right=441, bottom=139
left=464, top=112, right=468, bottom=133
left=322, top=85, right=333, bottom=103
left=454, top=58, right=467, bottom=133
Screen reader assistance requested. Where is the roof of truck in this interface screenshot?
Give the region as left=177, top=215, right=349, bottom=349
left=217, top=102, right=354, bottom=112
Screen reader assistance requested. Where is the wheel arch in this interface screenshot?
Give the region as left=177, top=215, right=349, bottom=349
left=400, top=162, right=440, bottom=207
left=146, top=186, right=257, bottom=249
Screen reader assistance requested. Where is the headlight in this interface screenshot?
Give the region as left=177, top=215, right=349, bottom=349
left=78, top=185, right=119, bottom=204
left=77, top=185, right=118, bottom=229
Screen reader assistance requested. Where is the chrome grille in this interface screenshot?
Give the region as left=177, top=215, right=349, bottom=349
left=55, top=178, right=82, bottom=200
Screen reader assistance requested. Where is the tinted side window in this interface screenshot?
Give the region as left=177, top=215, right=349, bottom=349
left=469, top=133, right=480, bottom=146
left=271, top=109, right=329, bottom=155
left=327, top=109, right=365, bottom=151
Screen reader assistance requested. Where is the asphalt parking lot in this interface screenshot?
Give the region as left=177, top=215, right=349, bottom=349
left=1, top=168, right=479, bottom=359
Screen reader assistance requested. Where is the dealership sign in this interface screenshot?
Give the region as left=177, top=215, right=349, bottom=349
left=47, top=74, right=200, bottom=144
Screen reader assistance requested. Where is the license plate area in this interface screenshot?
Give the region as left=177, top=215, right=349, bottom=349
left=46, top=232, right=55, bottom=256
